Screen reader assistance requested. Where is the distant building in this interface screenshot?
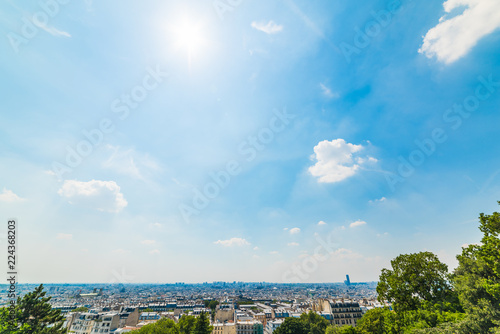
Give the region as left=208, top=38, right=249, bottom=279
left=313, top=299, right=363, bottom=327
left=236, top=320, right=264, bottom=334
left=69, top=312, right=120, bottom=334
left=264, top=319, right=283, bottom=334
left=139, top=312, right=161, bottom=321
left=344, top=275, right=351, bottom=286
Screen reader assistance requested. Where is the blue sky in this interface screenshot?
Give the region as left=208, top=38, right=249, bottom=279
left=1, top=0, right=500, bottom=284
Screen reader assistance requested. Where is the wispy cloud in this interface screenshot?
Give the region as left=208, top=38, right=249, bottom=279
left=289, top=227, right=301, bottom=235
left=288, top=242, right=299, bottom=247
left=369, top=197, right=387, bottom=204
left=141, top=240, right=156, bottom=245
left=419, top=0, right=500, bottom=64
left=319, top=83, right=339, bottom=99
left=214, top=237, right=250, bottom=247
left=56, top=233, right=72, bottom=240
left=103, top=145, right=160, bottom=181
left=251, top=20, right=283, bottom=34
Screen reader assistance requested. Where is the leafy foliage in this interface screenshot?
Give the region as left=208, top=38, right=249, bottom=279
left=452, top=202, right=500, bottom=333
left=0, top=284, right=66, bottom=334
left=377, top=252, right=454, bottom=312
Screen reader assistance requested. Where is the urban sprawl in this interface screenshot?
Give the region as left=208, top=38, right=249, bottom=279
left=0, top=277, right=388, bottom=333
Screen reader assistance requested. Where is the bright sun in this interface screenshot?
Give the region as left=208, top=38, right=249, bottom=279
left=171, top=18, right=206, bottom=58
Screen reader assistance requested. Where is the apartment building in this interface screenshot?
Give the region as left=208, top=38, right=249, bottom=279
left=69, top=312, right=120, bottom=334
left=264, top=319, right=283, bottom=334
left=236, top=320, right=264, bottom=334
left=313, top=299, right=363, bottom=327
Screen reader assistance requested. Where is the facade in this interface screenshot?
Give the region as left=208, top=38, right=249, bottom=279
left=213, top=322, right=236, bottom=334
left=314, top=300, right=363, bottom=327
left=68, top=312, right=120, bottom=334
left=236, top=320, right=264, bottom=334
left=264, top=319, right=283, bottom=334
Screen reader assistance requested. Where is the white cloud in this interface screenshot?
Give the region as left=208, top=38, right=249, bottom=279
left=214, top=238, right=250, bottom=247
left=32, top=19, right=71, bottom=37
left=141, top=240, right=156, bottom=245
left=112, top=249, right=129, bottom=255
left=283, top=227, right=289, bottom=231
left=58, top=180, right=127, bottom=213
left=462, top=242, right=482, bottom=248
left=103, top=145, right=160, bottom=180
left=253, top=246, right=259, bottom=251
left=289, top=227, right=301, bottom=235
left=149, top=249, right=160, bottom=255
left=319, top=83, right=339, bottom=99
left=350, top=220, right=367, bottom=228
left=369, top=197, right=387, bottom=204
left=269, top=251, right=279, bottom=255
left=0, top=188, right=24, bottom=202
left=56, top=233, right=72, bottom=240
left=251, top=20, right=283, bottom=34
left=318, top=221, right=327, bottom=226
left=309, top=139, right=376, bottom=183
left=419, top=0, right=500, bottom=64
left=288, top=242, right=300, bottom=247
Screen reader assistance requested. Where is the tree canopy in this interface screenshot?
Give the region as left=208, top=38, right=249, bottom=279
left=376, top=252, right=454, bottom=312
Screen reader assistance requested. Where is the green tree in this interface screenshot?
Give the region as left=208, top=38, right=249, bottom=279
left=16, top=284, right=66, bottom=334
left=73, top=306, right=89, bottom=312
left=179, top=315, right=196, bottom=334
left=193, top=312, right=212, bottom=334
left=326, top=325, right=359, bottom=334
left=453, top=202, right=500, bottom=333
left=131, top=318, right=180, bottom=334
left=377, top=252, right=453, bottom=312
left=274, top=317, right=310, bottom=334
left=299, top=311, right=330, bottom=334
left=355, top=308, right=390, bottom=334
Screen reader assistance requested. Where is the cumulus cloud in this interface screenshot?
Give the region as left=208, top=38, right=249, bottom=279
left=289, top=227, right=301, bottom=235
left=318, top=221, right=327, bottom=226
left=419, top=0, right=500, bottom=64
left=0, top=188, right=24, bottom=202
left=251, top=20, right=283, bottom=34
left=309, top=139, right=376, bottom=183
left=56, top=233, right=72, bottom=240
left=214, top=238, right=250, bottom=247
left=58, top=180, right=127, bottom=213
left=350, top=220, right=367, bottom=228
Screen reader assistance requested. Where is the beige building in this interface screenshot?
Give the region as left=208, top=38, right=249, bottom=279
left=313, top=299, right=363, bottom=327
left=213, top=322, right=236, bottom=334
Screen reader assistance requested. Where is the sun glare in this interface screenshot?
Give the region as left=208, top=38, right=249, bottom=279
left=171, top=18, right=207, bottom=59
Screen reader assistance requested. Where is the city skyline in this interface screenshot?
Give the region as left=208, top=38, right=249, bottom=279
left=1, top=0, right=500, bottom=284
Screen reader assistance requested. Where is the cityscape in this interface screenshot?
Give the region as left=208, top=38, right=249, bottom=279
left=0, top=279, right=383, bottom=332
